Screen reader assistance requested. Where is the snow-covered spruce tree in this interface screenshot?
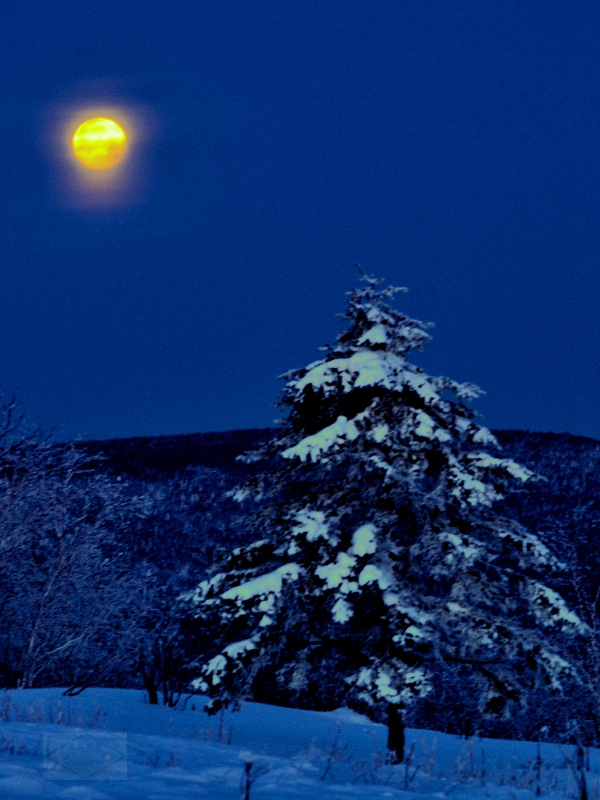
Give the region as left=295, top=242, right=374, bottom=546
left=182, top=271, right=586, bottom=762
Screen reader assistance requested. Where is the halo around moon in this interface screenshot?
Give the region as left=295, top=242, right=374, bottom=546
left=38, top=81, right=160, bottom=212
left=72, top=117, right=127, bottom=170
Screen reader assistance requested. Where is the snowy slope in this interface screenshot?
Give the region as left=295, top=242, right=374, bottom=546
left=0, top=688, right=594, bottom=798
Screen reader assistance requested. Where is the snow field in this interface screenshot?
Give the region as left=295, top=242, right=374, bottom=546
left=0, top=688, right=595, bottom=798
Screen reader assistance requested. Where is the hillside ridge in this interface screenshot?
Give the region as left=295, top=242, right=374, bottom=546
left=73, top=426, right=600, bottom=480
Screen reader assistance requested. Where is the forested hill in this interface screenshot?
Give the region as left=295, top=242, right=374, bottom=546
left=74, top=426, right=600, bottom=562
left=492, top=429, right=600, bottom=587
left=76, top=425, right=600, bottom=503
left=73, top=427, right=277, bottom=478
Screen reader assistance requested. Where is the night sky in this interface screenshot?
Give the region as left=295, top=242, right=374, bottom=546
left=1, top=1, right=599, bottom=442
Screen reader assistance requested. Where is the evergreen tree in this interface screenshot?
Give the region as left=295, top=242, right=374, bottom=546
left=182, top=270, right=586, bottom=761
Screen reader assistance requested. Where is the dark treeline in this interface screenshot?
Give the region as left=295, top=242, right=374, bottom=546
left=1, top=410, right=599, bottom=744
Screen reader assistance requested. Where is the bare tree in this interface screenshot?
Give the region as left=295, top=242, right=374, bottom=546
left=551, top=527, right=600, bottom=746
left=0, top=395, right=145, bottom=689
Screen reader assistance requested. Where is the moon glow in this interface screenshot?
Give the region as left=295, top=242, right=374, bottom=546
left=72, top=117, right=127, bottom=170
left=40, top=85, right=159, bottom=211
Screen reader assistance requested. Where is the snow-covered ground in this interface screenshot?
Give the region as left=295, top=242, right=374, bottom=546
left=0, top=687, right=595, bottom=798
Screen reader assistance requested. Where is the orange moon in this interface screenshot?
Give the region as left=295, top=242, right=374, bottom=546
left=72, top=117, right=127, bottom=170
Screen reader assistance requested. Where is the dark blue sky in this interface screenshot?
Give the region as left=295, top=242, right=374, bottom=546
left=1, top=1, right=599, bottom=442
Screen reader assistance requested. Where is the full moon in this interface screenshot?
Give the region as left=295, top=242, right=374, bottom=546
left=72, top=117, right=127, bottom=170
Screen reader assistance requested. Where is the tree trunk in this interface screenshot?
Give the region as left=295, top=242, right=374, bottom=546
left=577, top=745, right=588, bottom=800
left=139, top=657, right=158, bottom=705
left=387, top=703, right=405, bottom=763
